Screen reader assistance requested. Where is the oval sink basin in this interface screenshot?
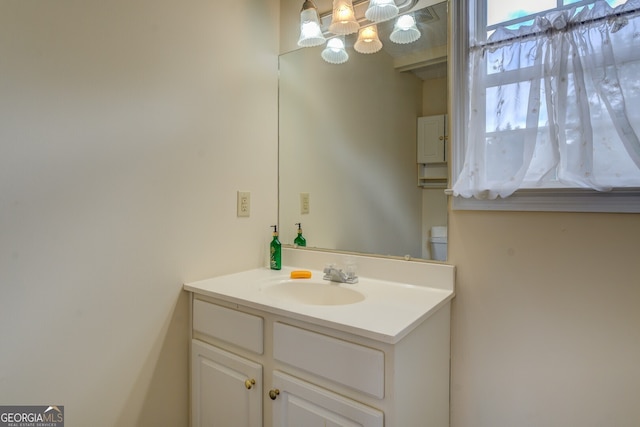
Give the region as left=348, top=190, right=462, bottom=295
left=263, top=280, right=365, bottom=306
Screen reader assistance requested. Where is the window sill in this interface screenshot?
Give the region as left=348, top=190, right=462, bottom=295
left=450, top=188, right=640, bottom=213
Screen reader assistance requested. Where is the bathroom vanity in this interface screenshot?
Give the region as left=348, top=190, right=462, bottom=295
left=184, top=248, right=455, bottom=427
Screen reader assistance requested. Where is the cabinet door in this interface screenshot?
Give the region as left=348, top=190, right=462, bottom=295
left=417, top=115, right=446, bottom=163
left=192, top=340, right=262, bottom=427
left=271, top=371, right=383, bottom=427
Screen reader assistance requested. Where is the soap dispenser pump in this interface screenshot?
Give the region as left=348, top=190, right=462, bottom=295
left=294, top=223, right=306, bottom=247
left=269, top=225, right=281, bottom=270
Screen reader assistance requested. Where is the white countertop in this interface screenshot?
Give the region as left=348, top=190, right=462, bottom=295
left=184, top=266, right=454, bottom=344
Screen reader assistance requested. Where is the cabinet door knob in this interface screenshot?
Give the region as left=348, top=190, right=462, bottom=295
left=244, top=379, right=256, bottom=390
left=269, top=389, right=280, bottom=400
left=439, top=136, right=444, bottom=141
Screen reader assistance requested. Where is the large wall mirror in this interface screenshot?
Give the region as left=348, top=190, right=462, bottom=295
left=279, top=0, right=449, bottom=261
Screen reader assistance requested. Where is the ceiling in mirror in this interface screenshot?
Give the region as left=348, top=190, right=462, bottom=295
left=370, top=4, right=446, bottom=66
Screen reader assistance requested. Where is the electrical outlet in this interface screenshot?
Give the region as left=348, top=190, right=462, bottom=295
left=237, top=191, right=250, bottom=217
left=300, top=192, right=310, bottom=214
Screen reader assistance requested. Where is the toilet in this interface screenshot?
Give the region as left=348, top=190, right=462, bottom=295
left=430, top=226, right=448, bottom=261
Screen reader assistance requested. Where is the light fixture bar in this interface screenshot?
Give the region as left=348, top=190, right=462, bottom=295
left=318, top=0, right=418, bottom=35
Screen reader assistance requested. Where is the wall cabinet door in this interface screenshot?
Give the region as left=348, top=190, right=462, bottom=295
left=417, top=115, right=447, bottom=163
left=191, top=340, right=262, bottom=427
left=271, top=371, right=384, bottom=427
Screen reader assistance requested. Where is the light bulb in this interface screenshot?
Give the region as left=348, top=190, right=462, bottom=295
left=390, top=14, right=421, bottom=44
left=328, top=0, right=359, bottom=35
left=322, top=36, right=349, bottom=64
left=354, top=25, right=382, bottom=54
left=297, top=1, right=326, bottom=47
left=397, top=15, right=416, bottom=30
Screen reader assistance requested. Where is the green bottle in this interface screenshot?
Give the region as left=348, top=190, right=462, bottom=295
left=270, top=225, right=281, bottom=270
left=294, top=223, right=306, bottom=247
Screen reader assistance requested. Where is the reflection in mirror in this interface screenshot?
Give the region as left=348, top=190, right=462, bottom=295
left=279, top=0, right=448, bottom=261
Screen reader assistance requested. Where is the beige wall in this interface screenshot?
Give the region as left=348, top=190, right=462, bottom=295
left=422, top=76, right=448, bottom=116
left=0, top=0, right=279, bottom=426
left=449, top=210, right=640, bottom=426
left=279, top=46, right=423, bottom=258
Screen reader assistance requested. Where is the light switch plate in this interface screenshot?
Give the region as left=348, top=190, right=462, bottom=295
left=300, top=192, right=310, bottom=214
left=237, top=191, right=250, bottom=217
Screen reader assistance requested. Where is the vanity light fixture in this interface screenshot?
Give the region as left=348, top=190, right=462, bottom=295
left=321, top=36, right=349, bottom=64
left=354, top=24, right=382, bottom=54
left=328, top=0, right=360, bottom=35
left=364, top=0, right=399, bottom=22
left=297, top=0, right=326, bottom=47
left=294, top=0, right=423, bottom=64
left=389, top=13, right=421, bottom=44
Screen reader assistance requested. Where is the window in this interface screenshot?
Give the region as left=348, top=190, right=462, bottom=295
left=450, top=0, right=640, bottom=211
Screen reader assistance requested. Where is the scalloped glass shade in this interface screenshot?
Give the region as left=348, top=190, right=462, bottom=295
left=390, top=14, right=421, bottom=44
left=298, top=8, right=326, bottom=47
left=365, top=0, right=399, bottom=22
left=322, top=36, right=349, bottom=64
left=354, top=25, right=382, bottom=54
left=328, top=0, right=359, bottom=35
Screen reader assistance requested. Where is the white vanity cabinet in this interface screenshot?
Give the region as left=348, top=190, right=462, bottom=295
left=270, top=322, right=384, bottom=426
left=271, top=371, right=384, bottom=426
left=190, top=294, right=451, bottom=427
left=191, top=300, right=264, bottom=427
left=191, top=340, right=262, bottom=427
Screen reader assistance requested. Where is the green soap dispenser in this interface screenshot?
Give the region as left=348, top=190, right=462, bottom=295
left=294, top=223, right=306, bottom=247
left=269, top=225, right=281, bottom=270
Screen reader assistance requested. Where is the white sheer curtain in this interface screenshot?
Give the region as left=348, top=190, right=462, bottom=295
left=453, top=0, right=640, bottom=199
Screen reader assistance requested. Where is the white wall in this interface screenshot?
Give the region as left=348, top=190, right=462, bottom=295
left=0, top=0, right=279, bottom=426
